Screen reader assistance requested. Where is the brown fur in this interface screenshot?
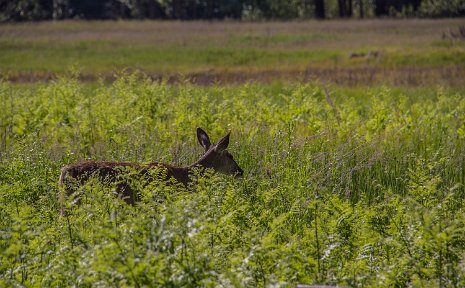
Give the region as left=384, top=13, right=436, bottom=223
left=59, top=161, right=190, bottom=205
left=59, top=128, right=243, bottom=213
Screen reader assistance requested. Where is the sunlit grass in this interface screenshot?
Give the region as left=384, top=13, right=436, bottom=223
left=1, top=19, right=464, bottom=81
left=1, top=74, right=465, bottom=286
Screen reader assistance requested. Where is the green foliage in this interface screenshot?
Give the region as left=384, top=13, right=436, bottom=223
left=1, top=74, right=465, bottom=286
left=419, top=0, right=465, bottom=17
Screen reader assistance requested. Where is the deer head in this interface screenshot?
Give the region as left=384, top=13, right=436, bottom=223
left=194, top=128, right=243, bottom=177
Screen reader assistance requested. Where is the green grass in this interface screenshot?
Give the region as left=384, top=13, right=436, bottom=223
left=1, top=74, right=465, bottom=286
left=229, top=32, right=343, bottom=46
left=1, top=19, right=464, bottom=80
left=0, top=38, right=342, bottom=73
left=1, top=18, right=465, bottom=287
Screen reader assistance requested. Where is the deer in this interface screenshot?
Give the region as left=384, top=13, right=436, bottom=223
left=59, top=128, right=243, bottom=215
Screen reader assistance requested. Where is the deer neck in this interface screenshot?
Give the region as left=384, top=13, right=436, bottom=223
left=190, top=149, right=216, bottom=170
left=187, top=151, right=217, bottom=178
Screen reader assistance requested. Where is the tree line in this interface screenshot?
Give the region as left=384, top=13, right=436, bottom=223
left=1, top=0, right=464, bottom=22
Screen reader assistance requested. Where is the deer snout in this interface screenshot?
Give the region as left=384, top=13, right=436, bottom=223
left=235, top=167, right=244, bottom=177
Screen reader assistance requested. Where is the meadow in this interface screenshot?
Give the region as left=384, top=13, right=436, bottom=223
left=1, top=19, right=465, bottom=85
left=1, top=20, right=465, bottom=287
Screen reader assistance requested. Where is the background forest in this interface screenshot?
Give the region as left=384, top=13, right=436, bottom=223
left=1, top=0, right=465, bottom=22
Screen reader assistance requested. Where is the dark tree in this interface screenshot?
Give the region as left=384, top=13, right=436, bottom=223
left=358, top=0, right=364, bottom=18
left=374, top=0, right=424, bottom=16
left=5, top=0, right=465, bottom=22
left=314, top=0, right=325, bottom=19
left=69, top=0, right=104, bottom=19
left=249, top=0, right=303, bottom=19
left=134, top=0, right=166, bottom=19
left=338, top=0, right=352, bottom=17
left=171, top=0, right=182, bottom=19
left=374, top=0, right=392, bottom=16
left=0, top=0, right=53, bottom=21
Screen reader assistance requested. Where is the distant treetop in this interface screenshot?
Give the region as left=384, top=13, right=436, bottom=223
left=1, top=0, right=464, bottom=22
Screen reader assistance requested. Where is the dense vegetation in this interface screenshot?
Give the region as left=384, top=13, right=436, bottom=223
left=1, top=18, right=465, bottom=287
left=1, top=74, right=465, bottom=286
left=2, top=0, right=465, bottom=21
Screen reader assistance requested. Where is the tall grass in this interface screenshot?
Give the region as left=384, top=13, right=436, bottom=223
left=1, top=74, right=465, bottom=286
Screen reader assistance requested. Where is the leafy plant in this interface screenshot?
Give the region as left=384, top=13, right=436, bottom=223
left=1, top=74, right=465, bottom=286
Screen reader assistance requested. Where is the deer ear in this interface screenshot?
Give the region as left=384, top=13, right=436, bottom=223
left=197, top=128, right=211, bottom=150
left=215, top=131, right=230, bottom=152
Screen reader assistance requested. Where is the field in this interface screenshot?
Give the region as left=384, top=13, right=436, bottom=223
left=1, top=19, right=465, bottom=85
left=1, top=20, right=465, bottom=287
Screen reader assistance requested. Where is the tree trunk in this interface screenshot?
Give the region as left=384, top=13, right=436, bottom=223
left=172, top=0, right=181, bottom=19
left=375, top=0, right=388, bottom=16
left=347, top=0, right=352, bottom=17
left=314, top=0, right=325, bottom=19
left=358, top=0, right=364, bottom=18
left=338, top=0, right=345, bottom=17
left=338, top=0, right=352, bottom=18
